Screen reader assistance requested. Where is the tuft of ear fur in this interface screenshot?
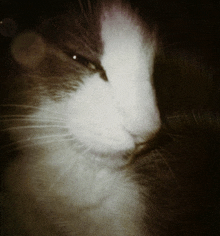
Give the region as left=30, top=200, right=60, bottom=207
left=11, top=32, right=45, bottom=68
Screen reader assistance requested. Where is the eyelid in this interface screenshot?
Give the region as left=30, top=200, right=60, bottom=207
left=68, top=51, right=108, bottom=81
left=72, top=53, right=97, bottom=71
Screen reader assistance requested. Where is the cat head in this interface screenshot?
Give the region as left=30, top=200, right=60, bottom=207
left=2, top=1, right=160, bottom=159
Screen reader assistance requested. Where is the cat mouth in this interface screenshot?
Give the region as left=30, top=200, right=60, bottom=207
left=75, top=122, right=153, bottom=157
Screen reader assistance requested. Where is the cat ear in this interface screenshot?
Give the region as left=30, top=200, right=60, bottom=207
left=11, top=32, right=45, bottom=68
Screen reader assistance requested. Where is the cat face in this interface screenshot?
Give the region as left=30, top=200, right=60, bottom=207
left=3, top=1, right=160, bottom=160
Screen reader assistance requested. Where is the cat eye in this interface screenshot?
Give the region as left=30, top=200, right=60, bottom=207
left=71, top=52, right=108, bottom=81
left=72, top=54, right=95, bottom=70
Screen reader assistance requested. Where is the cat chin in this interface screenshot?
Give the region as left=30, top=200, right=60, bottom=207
left=74, top=130, right=135, bottom=155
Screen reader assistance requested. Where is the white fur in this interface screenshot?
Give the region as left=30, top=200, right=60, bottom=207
left=4, top=3, right=160, bottom=236
left=64, top=4, right=160, bottom=154
left=101, top=4, right=160, bottom=138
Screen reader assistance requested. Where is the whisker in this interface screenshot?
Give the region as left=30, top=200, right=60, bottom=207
left=1, top=125, right=68, bottom=132
left=155, top=149, right=180, bottom=187
left=0, top=133, right=73, bottom=150
left=0, top=118, right=66, bottom=124
left=0, top=104, right=64, bottom=116
left=1, top=135, right=76, bottom=155
left=0, top=115, right=67, bottom=121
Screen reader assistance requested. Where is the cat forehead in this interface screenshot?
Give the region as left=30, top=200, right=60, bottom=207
left=37, top=2, right=102, bottom=55
left=37, top=1, right=148, bottom=53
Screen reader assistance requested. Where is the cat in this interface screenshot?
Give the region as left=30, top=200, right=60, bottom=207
left=0, top=0, right=219, bottom=235
left=1, top=1, right=160, bottom=235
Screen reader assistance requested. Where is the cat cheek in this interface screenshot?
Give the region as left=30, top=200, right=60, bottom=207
left=11, top=32, right=46, bottom=68
left=65, top=76, right=136, bottom=154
